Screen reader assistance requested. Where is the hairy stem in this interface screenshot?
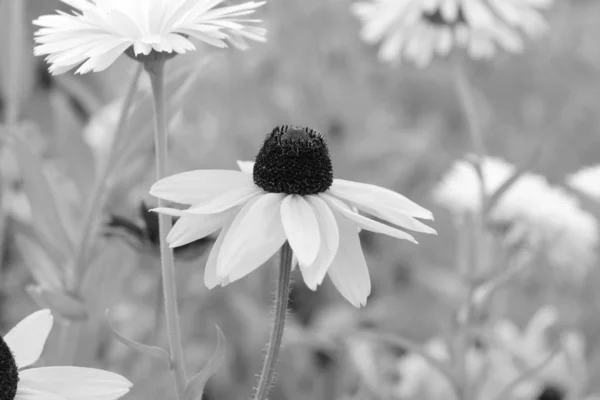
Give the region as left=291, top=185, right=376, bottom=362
left=253, top=242, right=293, bottom=400
left=146, top=59, right=187, bottom=399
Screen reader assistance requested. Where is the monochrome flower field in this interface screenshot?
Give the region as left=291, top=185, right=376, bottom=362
left=0, top=0, right=598, bottom=399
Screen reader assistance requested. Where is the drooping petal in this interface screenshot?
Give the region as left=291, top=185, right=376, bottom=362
left=326, top=209, right=371, bottom=308
left=4, top=309, right=53, bottom=369
left=149, top=170, right=257, bottom=205
left=299, top=195, right=339, bottom=290
left=322, top=194, right=418, bottom=243
left=217, top=193, right=287, bottom=281
left=166, top=209, right=233, bottom=247
left=236, top=160, right=255, bottom=175
left=204, top=213, right=238, bottom=289
left=280, top=195, right=320, bottom=268
left=331, top=179, right=434, bottom=220
left=18, top=367, right=132, bottom=400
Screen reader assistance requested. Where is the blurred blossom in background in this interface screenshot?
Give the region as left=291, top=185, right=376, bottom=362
left=0, top=0, right=599, bottom=400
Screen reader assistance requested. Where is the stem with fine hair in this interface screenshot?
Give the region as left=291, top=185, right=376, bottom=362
left=146, top=59, right=187, bottom=399
left=253, top=242, right=293, bottom=400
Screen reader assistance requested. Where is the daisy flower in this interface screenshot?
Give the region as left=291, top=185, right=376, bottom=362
left=1, top=309, right=132, bottom=400
left=351, top=0, right=554, bottom=66
left=150, top=125, right=436, bottom=307
left=33, top=0, right=267, bottom=75
left=432, top=156, right=598, bottom=277
left=567, top=164, right=600, bottom=203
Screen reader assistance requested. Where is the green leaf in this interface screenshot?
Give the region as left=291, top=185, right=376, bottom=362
left=106, top=309, right=171, bottom=366
left=26, top=284, right=88, bottom=321
left=8, top=132, right=74, bottom=261
left=183, top=326, right=227, bottom=400
left=15, top=233, right=64, bottom=291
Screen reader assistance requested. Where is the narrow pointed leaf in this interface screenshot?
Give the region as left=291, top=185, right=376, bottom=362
left=106, top=309, right=171, bottom=366
left=183, top=326, right=227, bottom=400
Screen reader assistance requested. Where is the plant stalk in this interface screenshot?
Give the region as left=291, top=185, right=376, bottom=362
left=253, top=242, right=293, bottom=400
left=146, top=59, right=187, bottom=399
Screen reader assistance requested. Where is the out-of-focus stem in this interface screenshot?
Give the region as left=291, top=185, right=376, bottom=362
left=57, top=65, right=143, bottom=365
left=253, top=242, right=293, bottom=400
left=146, top=59, right=187, bottom=399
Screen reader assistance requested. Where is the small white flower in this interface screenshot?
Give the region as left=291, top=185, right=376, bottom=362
left=1, top=309, right=132, bottom=400
left=433, top=156, right=598, bottom=276
left=150, top=126, right=436, bottom=307
left=567, top=164, right=600, bottom=203
left=33, top=0, right=267, bottom=75
left=351, top=0, right=553, bottom=66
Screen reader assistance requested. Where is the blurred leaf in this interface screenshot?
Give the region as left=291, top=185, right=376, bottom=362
left=106, top=309, right=171, bottom=366
left=183, top=326, right=227, bottom=400
left=8, top=131, right=74, bottom=260
left=50, top=91, right=96, bottom=197
left=26, top=284, right=88, bottom=321
left=15, top=233, right=64, bottom=291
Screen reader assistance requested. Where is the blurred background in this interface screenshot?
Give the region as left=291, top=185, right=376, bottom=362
left=0, top=0, right=599, bottom=399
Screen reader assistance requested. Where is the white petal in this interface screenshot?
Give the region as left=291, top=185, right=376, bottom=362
left=166, top=209, right=233, bottom=247
left=300, top=195, right=339, bottom=290
left=204, top=213, right=238, bottom=289
left=330, top=180, right=436, bottom=234
left=4, top=309, right=53, bottom=369
left=280, top=195, right=320, bottom=268
left=323, top=194, right=418, bottom=244
left=15, top=386, right=65, bottom=400
left=149, top=170, right=257, bottom=205
left=217, top=193, right=287, bottom=281
left=331, top=179, right=434, bottom=220
left=236, top=160, right=255, bottom=175
left=19, top=367, right=132, bottom=400
left=326, top=209, right=371, bottom=308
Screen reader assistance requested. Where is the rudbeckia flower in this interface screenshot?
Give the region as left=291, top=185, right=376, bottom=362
left=150, top=125, right=436, bottom=307
left=1, top=309, right=132, bottom=400
left=351, top=0, right=554, bottom=66
left=33, top=0, right=267, bottom=75
left=432, top=156, right=598, bottom=277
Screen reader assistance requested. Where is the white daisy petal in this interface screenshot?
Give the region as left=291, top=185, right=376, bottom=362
left=19, top=367, right=132, bottom=400
left=280, top=195, right=321, bottom=268
left=15, top=387, right=65, bottom=400
left=331, top=179, right=434, bottom=220
left=166, top=209, right=233, bottom=248
left=204, top=213, right=238, bottom=289
left=217, top=193, right=287, bottom=280
left=4, top=309, right=53, bottom=369
left=323, top=194, right=419, bottom=243
left=236, top=160, right=255, bottom=175
left=326, top=209, right=371, bottom=308
left=150, top=170, right=257, bottom=205
left=300, top=195, right=339, bottom=290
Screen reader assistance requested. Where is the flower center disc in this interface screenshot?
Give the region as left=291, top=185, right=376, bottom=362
left=253, top=125, right=334, bottom=195
left=0, top=336, right=18, bottom=400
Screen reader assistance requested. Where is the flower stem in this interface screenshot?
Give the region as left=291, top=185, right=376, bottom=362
left=146, top=59, right=187, bottom=399
left=253, top=242, right=293, bottom=400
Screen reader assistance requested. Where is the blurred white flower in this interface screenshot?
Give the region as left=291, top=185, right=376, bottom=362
left=395, top=337, right=536, bottom=400
left=351, top=0, right=553, bottom=66
left=2, top=309, right=132, bottom=400
left=493, top=307, right=590, bottom=400
left=433, top=156, right=598, bottom=276
left=33, top=0, right=266, bottom=75
left=150, top=126, right=435, bottom=307
left=567, top=164, right=600, bottom=202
